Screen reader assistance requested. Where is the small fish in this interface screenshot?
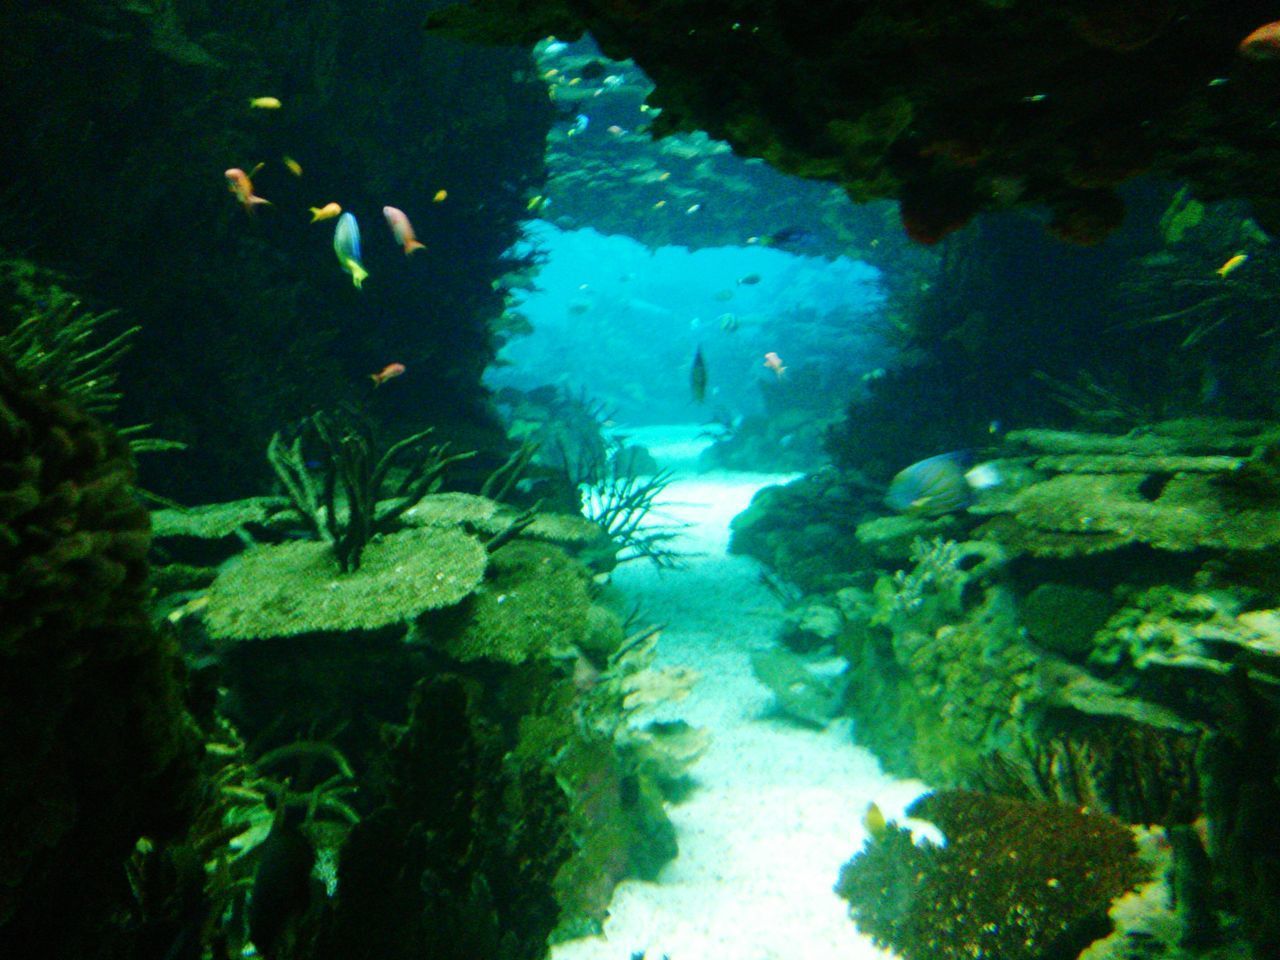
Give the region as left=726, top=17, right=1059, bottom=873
left=248, top=96, right=282, bottom=109
left=527, top=195, right=545, bottom=212
left=309, top=202, right=342, bottom=223
left=370, top=362, right=406, bottom=386
left=863, top=802, right=888, bottom=842
left=333, top=212, right=368, bottom=289
left=652, top=200, right=666, bottom=210
left=542, top=39, right=568, bottom=56
left=686, top=203, right=702, bottom=214
left=690, top=346, right=708, bottom=403
left=433, top=189, right=448, bottom=203
left=383, top=205, right=426, bottom=255
left=1239, top=22, right=1280, bottom=60
left=1216, top=253, right=1248, bottom=277
left=282, top=155, right=303, bottom=176
left=570, top=114, right=589, bottom=135
left=718, top=313, right=738, bottom=332
left=224, top=165, right=270, bottom=212
left=737, top=273, right=761, bottom=285
left=884, top=451, right=1000, bottom=516
left=763, top=351, right=786, bottom=377
left=607, top=124, right=625, bottom=136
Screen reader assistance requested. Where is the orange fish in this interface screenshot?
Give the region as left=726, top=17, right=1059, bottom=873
left=1240, top=22, right=1280, bottom=60
left=370, top=362, right=406, bottom=386
left=309, top=202, right=342, bottom=223
left=382, top=206, right=425, bottom=255
left=763, top=351, right=787, bottom=377
left=224, top=165, right=270, bottom=212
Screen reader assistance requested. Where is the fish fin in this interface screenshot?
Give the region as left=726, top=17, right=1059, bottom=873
left=250, top=195, right=272, bottom=206
left=964, top=462, right=1001, bottom=490
left=370, top=374, right=381, bottom=386
left=248, top=161, right=266, bottom=179
left=404, top=240, right=426, bottom=256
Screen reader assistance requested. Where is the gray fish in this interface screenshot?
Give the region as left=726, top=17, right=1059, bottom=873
left=690, top=346, right=708, bottom=403
left=885, top=451, right=998, bottom=516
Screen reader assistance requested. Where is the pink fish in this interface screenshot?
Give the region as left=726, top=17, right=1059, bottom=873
left=382, top=206, right=425, bottom=255
left=370, top=362, right=406, bottom=387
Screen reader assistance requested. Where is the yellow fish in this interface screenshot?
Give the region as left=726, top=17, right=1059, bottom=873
left=248, top=96, right=282, bottom=109
left=526, top=195, right=545, bottom=212
left=1216, top=253, right=1249, bottom=277
left=282, top=155, right=303, bottom=177
left=862, top=802, right=888, bottom=841
left=309, top=202, right=342, bottom=223
left=433, top=189, right=448, bottom=203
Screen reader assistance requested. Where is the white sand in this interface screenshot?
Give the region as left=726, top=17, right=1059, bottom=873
left=551, top=426, right=928, bottom=960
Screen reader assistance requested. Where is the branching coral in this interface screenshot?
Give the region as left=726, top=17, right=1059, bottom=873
left=837, top=791, right=1149, bottom=960
left=580, top=463, right=686, bottom=568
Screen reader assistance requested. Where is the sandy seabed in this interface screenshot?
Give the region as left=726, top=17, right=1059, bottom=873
left=551, top=427, right=928, bottom=960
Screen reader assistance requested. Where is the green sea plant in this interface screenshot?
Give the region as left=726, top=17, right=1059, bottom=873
left=836, top=791, right=1149, bottom=960
left=267, top=409, right=474, bottom=572
left=580, top=463, right=685, bottom=568
left=0, top=256, right=183, bottom=453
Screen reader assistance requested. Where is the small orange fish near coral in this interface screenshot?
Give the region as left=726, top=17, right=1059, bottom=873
left=309, top=202, right=342, bottom=223
left=382, top=206, right=426, bottom=255
left=224, top=165, right=270, bottom=212
left=370, top=362, right=406, bottom=386
left=1239, top=22, right=1280, bottom=60
left=1216, top=253, right=1249, bottom=277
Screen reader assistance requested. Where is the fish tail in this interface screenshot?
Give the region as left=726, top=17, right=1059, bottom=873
left=404, top=239, right=426, bottom=256
left=250, top=195, right=272, bottom=207
left=309, top=207, right=322, bottom=222
left=370, top=374, right=382, bottom=387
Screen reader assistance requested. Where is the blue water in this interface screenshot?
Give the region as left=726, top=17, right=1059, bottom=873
left=488, top=221, right=889, bottom=425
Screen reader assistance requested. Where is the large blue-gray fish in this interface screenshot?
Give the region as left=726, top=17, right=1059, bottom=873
left=333, top=212, right=368, bottom=289
left=884, top=452, right=1000, bottom=516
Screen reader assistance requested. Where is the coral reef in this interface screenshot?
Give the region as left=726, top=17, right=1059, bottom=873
left=0, top=357, right=198, bottom=954
left=836, top=791, right=1149, bottom=960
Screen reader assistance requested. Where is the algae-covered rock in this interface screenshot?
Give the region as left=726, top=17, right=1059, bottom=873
left=855, top=513, right=965, bottom=563
left=1091, top=586, right=1280, bottom=682
left=439, top=540, right=591, bottom=664
left=205, top=526, right=487, bottom=639
left=401, top=491, right=506, bottom=533
left=982, top=471, right=1280, bottom=556
left=750, top=648, right=845, bottom=727
left=151, top=496, right=292, bottom=540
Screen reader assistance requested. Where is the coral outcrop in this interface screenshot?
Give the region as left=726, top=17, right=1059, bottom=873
left=0, top=357, right=198, bottom=954
left=837, top=791, right=1149, bottom=960
left=429, top=0, right=1280, bottom=244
